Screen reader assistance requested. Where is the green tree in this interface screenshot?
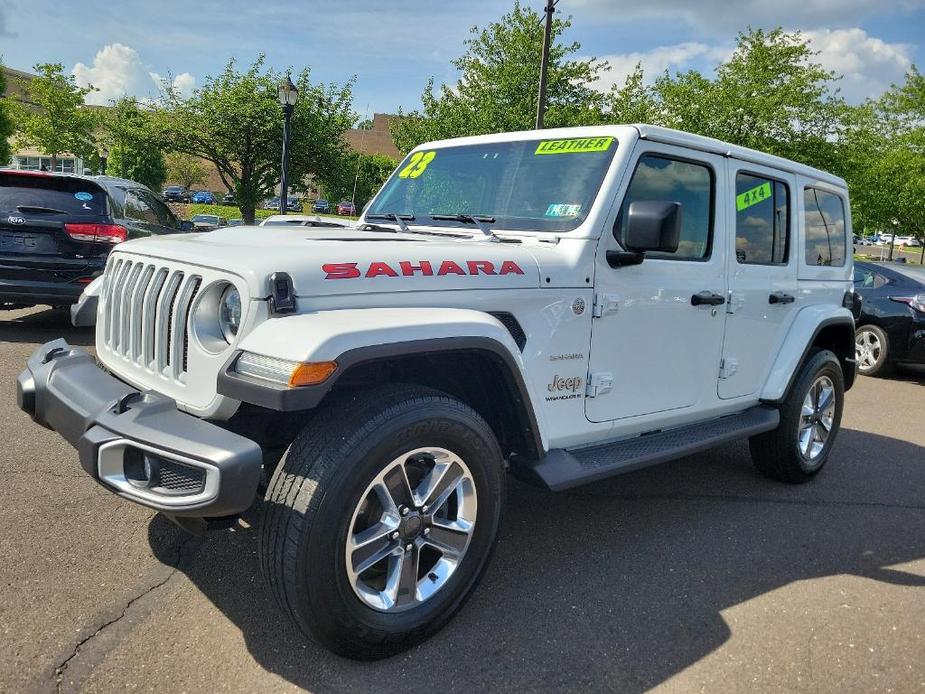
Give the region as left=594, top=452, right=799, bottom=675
left=104, top=97, right=167, bottom=190
left=841, top=69, right=925, bottom=257
left=0, top=60, right=14, bottom=165
left=165, top=151, right=208, bottom=190
left=320, top=152, right=397, bottom=209
left=649, top=28, right=844, bottom=170
left=10, top=63, right=98, bottom=170
left=156, top=56, right=355, bottom=223
left=391, top=1, right=608, bottom=153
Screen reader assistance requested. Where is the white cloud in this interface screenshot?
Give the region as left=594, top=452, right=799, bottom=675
left=72, top=43, right=195, bottom=105
left=589, top=28, right=912, bottom=103
left=804, top=28, right=913, bottom=101
left=150, top=71, right=197, bottom=100
left=593, top=42, right=733, bottom=92
left=570, top=0, right=925, bottom=32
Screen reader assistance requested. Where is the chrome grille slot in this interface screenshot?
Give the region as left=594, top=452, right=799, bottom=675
left=169, top=276, right=200, bottom=379
left=101, top=257, right=210, bottom=388
left=141, top=268, right=168, bottom=367
left=130, top=265, right=155, bottom=362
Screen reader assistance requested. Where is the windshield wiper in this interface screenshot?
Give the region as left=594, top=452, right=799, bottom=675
left=365, top=213, right=415, bottom=233
left=16, top=205, right=71, bottom=215
left=431, top=213, right=498, bottom=241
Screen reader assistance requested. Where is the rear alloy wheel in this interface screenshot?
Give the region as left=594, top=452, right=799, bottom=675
left=750, top=349, right=844, bottom=483
left=855, top=325, right=890, bottom=377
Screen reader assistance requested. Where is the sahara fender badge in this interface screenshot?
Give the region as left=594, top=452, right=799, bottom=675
left=572, top=298, right=586, bottom=315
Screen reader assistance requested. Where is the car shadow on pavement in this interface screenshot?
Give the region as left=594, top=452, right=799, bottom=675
left=147, top=428, right=925, bottom=693
left=0, top=306, right=94, bottom=347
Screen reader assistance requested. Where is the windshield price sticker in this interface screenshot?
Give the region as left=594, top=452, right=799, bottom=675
left=398, top=150, right=437, bottom=179
left=535, top=137, right=614, bottom=155
left=736, top=182, right=772, bottom=211
left=546, top=203, right=582, bottom=217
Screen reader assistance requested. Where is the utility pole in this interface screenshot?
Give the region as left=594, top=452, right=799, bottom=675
left=535, top=0, right=556, bottom=129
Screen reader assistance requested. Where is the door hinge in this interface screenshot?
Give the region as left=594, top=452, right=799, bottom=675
left=586, top=372, right=614, bottom=398
left=592, top=293, right=620, bottom=318
left=719, top=357, right=738, bottom=379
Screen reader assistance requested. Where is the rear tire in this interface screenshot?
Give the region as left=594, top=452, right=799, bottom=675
left=259, top=384, right=504, bottom=659
left=855, top=324, right=891, bottom=377
left=750, top=350, right=844, bottom=483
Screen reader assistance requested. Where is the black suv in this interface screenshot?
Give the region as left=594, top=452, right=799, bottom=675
left=0, top=171, right=192, bottom=309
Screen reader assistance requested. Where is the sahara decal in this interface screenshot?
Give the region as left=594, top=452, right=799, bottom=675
left=322, top=259, right=526, bottom=280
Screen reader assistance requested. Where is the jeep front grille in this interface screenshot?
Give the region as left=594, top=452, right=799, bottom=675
left=103, top=258, right=201, bottom=380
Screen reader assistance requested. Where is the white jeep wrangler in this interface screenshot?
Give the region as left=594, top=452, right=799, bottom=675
left=18, top=125, right=857, bottom=659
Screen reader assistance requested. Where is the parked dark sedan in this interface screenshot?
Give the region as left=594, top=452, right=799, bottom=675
left=312, top=198, right=330, bottom=213
left=853, top=260, right=925, bottom=376
left=162, top=185, right=190, bottom=203
left=0, top=171, right=191, bottom=309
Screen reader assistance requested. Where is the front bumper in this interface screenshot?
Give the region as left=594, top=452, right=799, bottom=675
left=17, top=339, right=263, bottom=517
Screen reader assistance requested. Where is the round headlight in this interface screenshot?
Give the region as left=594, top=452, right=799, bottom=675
left=218, top=285, right=241, bottom=343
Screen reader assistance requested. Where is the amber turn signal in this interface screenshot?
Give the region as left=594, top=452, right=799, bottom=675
left=288, top=361, right=337, bottom=387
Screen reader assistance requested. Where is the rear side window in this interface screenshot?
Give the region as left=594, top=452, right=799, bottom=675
left=124, top=190, right=160, bottom=224
left=804, top=188, right=847, bottom=267
left=617, top=154, right=714, bottom=260
left=0, top=173, right=106, bottom=217
left=735, top=173, right=789, bottom=264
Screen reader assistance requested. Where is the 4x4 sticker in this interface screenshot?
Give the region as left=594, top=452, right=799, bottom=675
left=398, top=151, right=437, bottom=179
left=736, top=182, right=771, bottom=211
left=322, top=259, right=526, bottom=279
left=535, top=137, right=613, bottom=155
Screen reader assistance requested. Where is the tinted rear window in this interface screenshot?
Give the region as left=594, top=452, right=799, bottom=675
left=0, top=174, right=106, bottom=217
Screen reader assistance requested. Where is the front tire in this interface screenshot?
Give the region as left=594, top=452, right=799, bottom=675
left=259, top=385, right=504, bottom=659
left=749, top=350, right=844, bottom=483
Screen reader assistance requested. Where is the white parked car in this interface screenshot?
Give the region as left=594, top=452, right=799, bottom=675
left=18, top=125, right=856, bottom=659
left=894, top=235, right=921, bottom=247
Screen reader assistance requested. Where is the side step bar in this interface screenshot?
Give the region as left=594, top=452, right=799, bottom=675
left=512, top=405, right=779, bottom=491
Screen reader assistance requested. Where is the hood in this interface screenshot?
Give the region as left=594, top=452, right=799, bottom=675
left=114, top=226, right=544, bottom=298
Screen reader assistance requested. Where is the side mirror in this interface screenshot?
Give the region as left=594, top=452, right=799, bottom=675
left=624, top=200, right=681, bottom=253
left=179, top=220, right=195, bottom=232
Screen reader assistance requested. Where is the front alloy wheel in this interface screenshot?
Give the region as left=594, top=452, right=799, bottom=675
left=346, top=447, right=477, bottom=612
left=259, top=385, right=504, bottom=660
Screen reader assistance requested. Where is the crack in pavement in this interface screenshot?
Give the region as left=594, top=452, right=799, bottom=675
left=52, top=534, right=196, bottom=693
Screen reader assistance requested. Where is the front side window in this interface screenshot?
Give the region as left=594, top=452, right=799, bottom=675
left=616, top=154, right=714, bottom=260
left=804, top=188, right=847, bottom=266
left=368, top=137, right=618, bottom=232
left=734, top=173, right=789, bottom=264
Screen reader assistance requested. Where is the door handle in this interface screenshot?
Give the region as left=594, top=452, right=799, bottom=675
left=691, top=291, right=726, bottom=307
left=769, top=292, right=795, bottom=305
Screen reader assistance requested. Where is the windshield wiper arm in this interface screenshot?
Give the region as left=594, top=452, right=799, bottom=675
left=16, top=205, right=71, bottom=215
left=365, top=213, right=415, bottom=233
left=431, top=213, right=498, bottom=241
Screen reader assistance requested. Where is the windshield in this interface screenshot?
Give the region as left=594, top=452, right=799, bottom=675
left=367, top=136, right=618, bottom=232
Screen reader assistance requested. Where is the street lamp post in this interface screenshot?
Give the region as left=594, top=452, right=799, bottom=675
left=277, top=74, right=299, bottom=215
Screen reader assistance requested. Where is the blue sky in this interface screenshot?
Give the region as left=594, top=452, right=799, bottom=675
left=2, top=0, right=923, bottom=118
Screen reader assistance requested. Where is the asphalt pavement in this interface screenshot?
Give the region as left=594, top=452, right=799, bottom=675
left=1, top=306, right=924, bottom=693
